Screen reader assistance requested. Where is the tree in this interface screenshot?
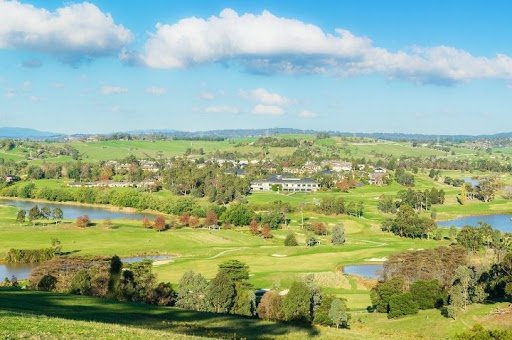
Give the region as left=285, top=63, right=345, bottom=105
left=142, top=216, right=152, bottom=229
left=284, top=232, right=298, bottom=246
left=69, top=269, right=92, bottom=295
left=218, top=260, right=250, bottom=284
left=328, top=298, right=350, bottom=328
left=313, top=294, right=335, bottom=325
left=331, top=224, right=345, bottom=245
left=231, top=284, right=256, bottom=316
left=205, top=210, right=218, bottom=227
left=388, top=293, right=419, bottom=318
left=179, top=212, right=190, bottom=227
left=153, top=216, right=167, bottom=231
left=249, top=218, right=260, bottom=235
left=283, top=281, right=312, bottom=323
left=16, top=210, right=26, bottom=224
left=52, top=208, right=63, bottom=223
left=207, top=271, right=236, bottom=313
left=257, top=291, right=285, bottom=321
left=261, top=224, right=273, bottom=239
left=176, top=271, right=209, bottom=311
left=456, top=226, right=483, bottom=252
left=28, top=205, right=41, bottom=223
left=449, top=266, right=476, bottom=311
left=76, top=215, right=90, bottom=228
left=370, top=277, right=405, bottom=313
left=188, top=216, right=199, bottom=228
left=410, top=280, right=445, bottom=309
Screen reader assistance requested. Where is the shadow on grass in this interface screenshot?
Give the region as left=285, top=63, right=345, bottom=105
left=0, top=288, right=320, bottom=339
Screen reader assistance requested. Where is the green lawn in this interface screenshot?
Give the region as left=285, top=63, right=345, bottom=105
left=0, top=288, right=509, bottom=339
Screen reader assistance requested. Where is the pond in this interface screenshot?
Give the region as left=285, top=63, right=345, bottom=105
left=0, top=199, right=156, bottom=221
left=463, top=177, right=480, bottom=188
left=438, top=214, right=512, bottom=233
left=343, top=264, right=383, bottom=280
left=0, top=255, right=173, bottom=281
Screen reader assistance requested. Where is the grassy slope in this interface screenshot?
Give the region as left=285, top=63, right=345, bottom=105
left=0, top=289, right=509, bottom=340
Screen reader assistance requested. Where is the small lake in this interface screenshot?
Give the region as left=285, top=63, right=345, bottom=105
left=463, top=177, right=480, bottom=188
left=0, top=199, right=156, bottom=221
left=438, top=214, right=512, bottom=233
left=0, top=255, right=172, bottom=281
left=343, top=264, right=383, bottom=280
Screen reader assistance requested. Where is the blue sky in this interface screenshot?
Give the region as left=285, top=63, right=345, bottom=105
left=1, top=0, right=511, bottom=134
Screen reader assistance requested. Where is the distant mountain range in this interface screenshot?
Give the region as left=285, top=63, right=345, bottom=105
left=2, top=126, right=512, bottom=142
left=0, top=127, right=62, bottom=139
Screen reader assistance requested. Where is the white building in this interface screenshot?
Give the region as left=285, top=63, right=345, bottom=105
left=251, top=175, right=320, bottom=192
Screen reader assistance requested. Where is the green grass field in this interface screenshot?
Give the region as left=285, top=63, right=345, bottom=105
left=0, top=288, right=509, bottom=339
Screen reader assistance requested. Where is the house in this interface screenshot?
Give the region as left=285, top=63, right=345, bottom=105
left=5, top=175, right=20, bottom=184
left=323, top=161, right=352, bottom=172
left=302, top=161, right=322, bottom=173
left=369, top=172, right=385, bottom=186
left=374, top=167, right=387, bottom=173
left=251, top=175, right=320, bottom=192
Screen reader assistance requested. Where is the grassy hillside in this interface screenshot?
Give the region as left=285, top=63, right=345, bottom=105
left=0, top=288, right=509, bottom=339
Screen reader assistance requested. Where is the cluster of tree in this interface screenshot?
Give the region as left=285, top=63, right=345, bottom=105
left=381, top=205, right=437, bottom=238
left=253, top=137, right=301, bottom=148
left=375, top=246, right=512, bottom=320
left=1, top=184, right=224, bottom=220
left=371, top=277, right=446, bottom=318
left=444, top=176, right=466, bottom=187
left=7, top=240, right=61, bottom=263
left=176, top=260, right=257, bottom=316
left=396, top=188, right=445, bottom=211
left=0, top=140, right=80, bottom=160
left=16, top=205, right=63, bottom=224
left=31, top=256, right=176, bottom=306
left=455, top=325, right=512, bottom=340
left=163, top=160, right=250, bottom=204
left=316, top=197, right=364, bottom=217
left=394, top=168, right=415, bottom=187
left=455, top=223, right=511, bottom=258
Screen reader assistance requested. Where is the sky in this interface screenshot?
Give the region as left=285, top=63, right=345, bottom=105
left=1, top=0, right=512, bottom=135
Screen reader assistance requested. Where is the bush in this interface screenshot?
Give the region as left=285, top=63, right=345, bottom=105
left=370, top=277, right=405, bottom=313
left=284, top=233, right=298, bottom=246
left=257, top=291, right=285, bottom=321
left=283, top=281, right=312, bottom=323
left=388, top=293, right=419, bottom=318
left=69, top=270, right=92, bottom=295
left=331, top=224, right=345, bottom=245
left=410, top=280, right=445, bottom=309
left=76, top=215, right=91, bottom=228
left=37, top=274, right=57, bottom=291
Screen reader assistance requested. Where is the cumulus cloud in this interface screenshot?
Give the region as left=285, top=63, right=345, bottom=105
left=0, top=1, right=132, bottom=62
left=204, top=105, right=239, bottom=114
left=252, top=104, right=284, bottom=115
left=199, top=91, right=215, bottom=100
left=140, top=8, right=512, bottom=84
left=146, top=86, right=166, bottom=95
left=101, top=86, right=128, bottom=95
left=240, top=88, right=289, bottom=105
left=298, top=110, right=318, bottom=118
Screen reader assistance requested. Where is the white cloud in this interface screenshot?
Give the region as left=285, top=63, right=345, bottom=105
left=252, top=104, right=284, bottom=115
left=146, top=86, right=166, bottom=95
left=0, top=1, right=132, bottom=62
left=140, top=8, right=512, bottom=84
left=4, top=89, right=15, bottom=98
left=101, top=86, right=127, bottom=95
left=298, top=110, right=318, bottom=118
left=204, top=105, right=239, bottom=114
left=199, top=91, right=215, bottom=100
left=240, top=88, right=289, bottom=105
